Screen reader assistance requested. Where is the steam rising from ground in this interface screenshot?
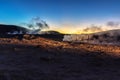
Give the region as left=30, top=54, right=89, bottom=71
left=22, top=17, right=49, bottom=34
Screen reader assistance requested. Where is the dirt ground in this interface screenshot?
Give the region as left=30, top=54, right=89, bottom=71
left=0, top=37, right=120, bottom=80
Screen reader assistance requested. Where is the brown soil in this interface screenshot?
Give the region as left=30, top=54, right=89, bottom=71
left=0, top=37, right=120, bottom=80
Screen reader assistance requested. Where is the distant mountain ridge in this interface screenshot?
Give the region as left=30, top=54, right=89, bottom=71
left=39, top=30, right=62, bottom=34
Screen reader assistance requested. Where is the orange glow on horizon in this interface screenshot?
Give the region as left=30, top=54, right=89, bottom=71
left=44, top=25, right=111, bottom=34
left=58, top=30, right=101, bottom=34
left=47, top=28, right=103, bottom=34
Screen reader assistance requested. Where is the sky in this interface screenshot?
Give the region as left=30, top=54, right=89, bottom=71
left=0, top=0, right=120, bottom=33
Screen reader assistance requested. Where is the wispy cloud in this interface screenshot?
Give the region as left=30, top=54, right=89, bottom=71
left=82, top=25, right=103, bottom=33
left=107, top=21, right=120, bottom=27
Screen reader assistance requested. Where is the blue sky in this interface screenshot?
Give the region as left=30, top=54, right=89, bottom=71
left=0, top=0, right=120, bottom=31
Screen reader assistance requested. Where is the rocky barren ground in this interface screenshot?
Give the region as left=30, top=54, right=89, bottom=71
left=0, top=35, right=120, bottom=80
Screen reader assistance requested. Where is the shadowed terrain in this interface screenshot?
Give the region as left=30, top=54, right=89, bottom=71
left=0, top=36, right=120, bottom=80
left=0, top=24, right=28, bottom=34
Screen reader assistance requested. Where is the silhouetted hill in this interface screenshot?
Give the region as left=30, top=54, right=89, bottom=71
left=38, top=30, right=64, bottom=41
left=39, top=30, right=61, bottom=34
left=0, top=24, right=28, bottom=35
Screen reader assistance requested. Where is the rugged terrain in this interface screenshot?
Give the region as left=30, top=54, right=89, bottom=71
left=0, top=36, right=120, bottom=80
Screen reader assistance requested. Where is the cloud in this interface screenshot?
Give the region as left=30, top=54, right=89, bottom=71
left=82, top=25, right=103, bottom=33
left=107, top=21, right=120, bottom=27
